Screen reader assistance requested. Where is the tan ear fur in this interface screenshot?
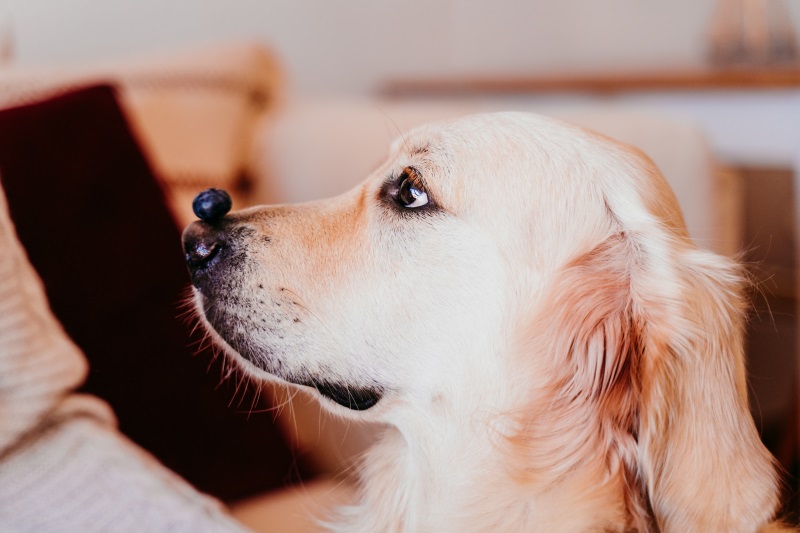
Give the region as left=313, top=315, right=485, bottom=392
left=509, top=234, right=652, bottom=531
left=509, top=232, right=785, bottom=531
left=636, top=244, right=783, bottom=532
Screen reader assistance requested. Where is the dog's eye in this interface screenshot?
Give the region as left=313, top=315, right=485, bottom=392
left=397, top=175, right=429, bottom=209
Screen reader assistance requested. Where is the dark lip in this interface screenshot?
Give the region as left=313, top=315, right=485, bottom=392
left=298, top=380, right=383, bottom=411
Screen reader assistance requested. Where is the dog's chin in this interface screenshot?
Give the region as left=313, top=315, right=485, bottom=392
left=226, top=343, right=384, bottom=411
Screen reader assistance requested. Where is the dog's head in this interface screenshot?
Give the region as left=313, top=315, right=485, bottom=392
left=183, top=112, right=781, bottom=530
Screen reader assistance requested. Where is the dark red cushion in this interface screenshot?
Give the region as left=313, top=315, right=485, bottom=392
left=0, top=84, right=309, bottom=501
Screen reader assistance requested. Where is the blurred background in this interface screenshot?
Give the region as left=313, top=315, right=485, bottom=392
left=1, top=0, right=799, bottom=96
left=0, top=0, right=796, bottom=528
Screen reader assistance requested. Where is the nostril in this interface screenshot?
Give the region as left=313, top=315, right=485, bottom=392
left=185, top=240, right=222, bottom=270
left=182, top=221, right=226, bottom=273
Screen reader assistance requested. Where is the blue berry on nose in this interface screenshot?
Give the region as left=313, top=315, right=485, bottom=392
left=192, top=188, right=232, bottom=223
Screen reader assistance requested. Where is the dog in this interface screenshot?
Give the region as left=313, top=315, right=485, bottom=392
left=183, top=112, right=788, bottom=532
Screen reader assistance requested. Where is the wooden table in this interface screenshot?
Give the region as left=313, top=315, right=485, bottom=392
left=383, top=66, right=800, bottom=96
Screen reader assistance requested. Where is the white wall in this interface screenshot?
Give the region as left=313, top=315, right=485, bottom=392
left=3, top=0, right=799, bottom=96
left=1, top=1, right=797, bottom=177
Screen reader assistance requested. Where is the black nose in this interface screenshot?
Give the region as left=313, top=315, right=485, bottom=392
left=182, top=221, right=225, bottom=273
left=192, top=188, right=232, bottom=223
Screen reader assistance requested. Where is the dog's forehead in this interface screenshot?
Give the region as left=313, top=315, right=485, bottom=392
left=401, top=112, right=580, bottom=150
left=393, top=112, right=593, bottom=181
left=401, top=114, right=681, bottom=208
left=385, top=113, right=599, bottom=209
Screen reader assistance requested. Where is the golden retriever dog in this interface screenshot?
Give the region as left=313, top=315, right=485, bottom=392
left=183, top=113, right=789, bottom=532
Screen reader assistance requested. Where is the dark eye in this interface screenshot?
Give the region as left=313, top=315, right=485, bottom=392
left=396, top=175, right=429, bottom=208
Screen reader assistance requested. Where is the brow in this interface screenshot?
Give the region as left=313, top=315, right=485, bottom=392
left=408, top=143, right=430, bottom=158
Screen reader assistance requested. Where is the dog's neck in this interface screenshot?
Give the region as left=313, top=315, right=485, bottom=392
left=332, top=395, right=633, bottom=533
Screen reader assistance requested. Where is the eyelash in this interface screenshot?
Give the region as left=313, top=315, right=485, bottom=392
left=387, top=168, right=432, bottom=209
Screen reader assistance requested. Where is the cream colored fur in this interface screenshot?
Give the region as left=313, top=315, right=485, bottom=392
left=191, top=113, right=789, bottom=532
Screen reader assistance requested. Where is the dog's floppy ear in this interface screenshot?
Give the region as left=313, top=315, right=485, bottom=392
left=633, top=240, right=783, bottom=531
left=510, top=234, right=652, bottom=529
left=513, top=230, right=783, bottom=530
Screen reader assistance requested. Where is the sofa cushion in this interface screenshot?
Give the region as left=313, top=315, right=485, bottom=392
left=0, top=85, right=307, bottom=500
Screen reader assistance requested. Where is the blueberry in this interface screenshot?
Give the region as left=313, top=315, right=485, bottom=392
left=192, top=188, right=232, bottom=222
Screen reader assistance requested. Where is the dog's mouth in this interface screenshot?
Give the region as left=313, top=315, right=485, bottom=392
left=298, top=380, right=383, bottom=411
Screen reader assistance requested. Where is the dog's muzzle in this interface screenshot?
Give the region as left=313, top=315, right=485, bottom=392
left=181, top=189, right=385, bottom=412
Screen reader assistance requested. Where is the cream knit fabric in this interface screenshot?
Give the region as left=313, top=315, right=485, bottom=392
left=0, top=185, right=88, bottom=455
left=0, top=183, right=250, bottom=532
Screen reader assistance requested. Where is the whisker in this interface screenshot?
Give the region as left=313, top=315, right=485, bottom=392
left=288, top=386, right=300, bottom=445
left=375, top=105, right=409, bottom=152
left=245, top=383, right=263, bottom=420
left=228, top=368, right=249, bottom=408
left=239, top=386, right=297, bottom=415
